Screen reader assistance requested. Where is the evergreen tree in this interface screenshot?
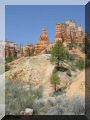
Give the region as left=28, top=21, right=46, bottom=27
left=50, top=71, right=60, bottom=92
left=51, top=40, right=67, bottom=70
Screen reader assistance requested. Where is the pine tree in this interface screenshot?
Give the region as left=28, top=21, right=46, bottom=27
left=51, top=40, right=67, bottom=70
left=50, top=71, right=60, bottom=92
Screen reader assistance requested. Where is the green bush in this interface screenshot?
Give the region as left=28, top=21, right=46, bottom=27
left=53, top=67, right=58, bottom=73
left=68, top=54, right=75, bottom=61
left=67, top=43, right=73, bottom=50
left=5, top=64, right=10, bottom=72
left=70, top=62, right=76, bottom=71
left=75, top=59, right=85, bottom=70
left=5, top=56, right=14, bottom=63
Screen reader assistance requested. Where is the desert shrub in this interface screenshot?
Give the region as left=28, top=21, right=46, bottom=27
left=33, top=99, right=46, bottom=115
left=67, top=43, right=78, bottom=50
left=68, top=54, right=75, bottom=61
left=71, top=95, right=85, bottom=115
left=73, top=43, right=78, bottom=49
left=5, top=56, right=13, bottom=63
left=75, top=59, right=85, bottom=70
left=49, top=95, right=84, bottom=115
left=66, top=51, right=75, bottom=63
left=5, top=64, right=10, bottom=72
left=67, top=43, right=73, bottom=50
left=53, top=67, right=58, bottom=73
left=46, top=105, right=64, bottom=115
left=45, top=94, right=69, bottom=115
left=5, top=56, right=15, bottom=63
left=32, top=94, right=85, bottom=115
left=5, top=80, right=42, bottom=115
left=35, top=86, right=43, bottom=99
left=70, top=61, right=76, bottom=71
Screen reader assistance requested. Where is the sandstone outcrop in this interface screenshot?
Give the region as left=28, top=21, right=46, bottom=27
left=54, top=23, right=67, bottom=43
left=54, top=21, right=84, bottom=44
left=23, top=44, right=34, bottom=57
left=34, top=27, right=50, bottom=54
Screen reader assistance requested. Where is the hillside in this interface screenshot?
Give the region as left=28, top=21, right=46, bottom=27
left=5, top=54, right=85, bottom=97
left=5, top=53, right=85, bottom=115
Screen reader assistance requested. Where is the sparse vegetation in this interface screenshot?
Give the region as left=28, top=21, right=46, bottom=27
left=75, top=59, right=85, bottom=70
left=5, top=80, right=42, bottom=115
left=33, top=94, right=85, bottom=115
left=5, top=56, right=16, bottom=63
left=5, top=64, right=10, bottom=72
left=71, top=95, right=85, bottom=115
left=68, top=43, right=73, bottom=50
left=68, top=54, right=75, bottom=62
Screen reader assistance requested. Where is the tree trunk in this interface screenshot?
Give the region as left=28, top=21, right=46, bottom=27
left=57, top=57, right=60, bottom=70
left=54, top=83, right=57, bottom=92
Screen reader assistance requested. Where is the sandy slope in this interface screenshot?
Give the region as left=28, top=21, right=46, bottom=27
left=5, top=54, right=55, bottom=96
left=5, top=54, right=85, bottom=97
left=66, top=70, right=85, bottom=98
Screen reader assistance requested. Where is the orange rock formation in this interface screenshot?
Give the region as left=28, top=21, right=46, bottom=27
left=34, top=27, right=50, bottom=54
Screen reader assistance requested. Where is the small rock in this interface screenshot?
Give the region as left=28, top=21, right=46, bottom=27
left=24, top=108, right=33, bottom=115
left=66, top=69, right=72, bottom=77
